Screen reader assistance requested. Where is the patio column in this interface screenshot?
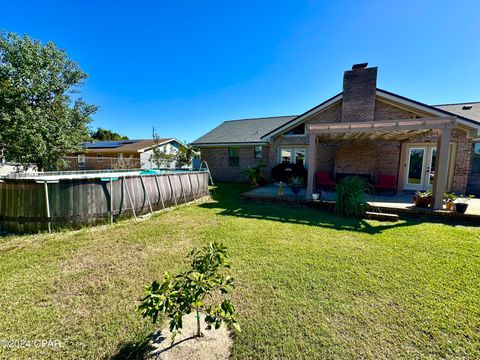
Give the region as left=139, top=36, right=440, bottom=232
left=306, top=132, right=317, bottom=198
left=431, top=127, right=451, bottom=209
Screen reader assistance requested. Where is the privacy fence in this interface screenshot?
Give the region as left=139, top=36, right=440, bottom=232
left=0, top=171, right=210, bottom=233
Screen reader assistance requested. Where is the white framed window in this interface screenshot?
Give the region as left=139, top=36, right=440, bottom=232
left=254, top=146, right=263, bottom=159
left=78, top=154, right=86, bottom=167
left=278, top=147, right=307, bottom=167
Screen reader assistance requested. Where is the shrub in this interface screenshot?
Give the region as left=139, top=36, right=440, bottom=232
left=334, top=176, right=370, bottom=217
left=138, top=242, right=240, bottom=339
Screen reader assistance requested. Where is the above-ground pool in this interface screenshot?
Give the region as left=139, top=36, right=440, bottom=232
left=0, top=169, right=210, bottom=233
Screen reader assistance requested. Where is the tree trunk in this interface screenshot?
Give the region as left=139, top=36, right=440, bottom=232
left=196, top=309, right=202, bottom=337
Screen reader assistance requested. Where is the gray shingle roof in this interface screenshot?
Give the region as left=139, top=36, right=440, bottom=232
left=434, top=102, right=480, bottom=123
left=192, top=116, right=297, bottom=145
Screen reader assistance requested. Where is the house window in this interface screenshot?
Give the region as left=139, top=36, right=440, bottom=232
left=279, top=147, right=307, bottom=167
left=78, top=154, right=86, bottom=167
left=284, top=123, right=305, bottom=136
left=97, top=154, right=103, bottom=162
left=228, top=147, right=239, bottom=167
left=472, top=143, right=480, bottom=174
left=281, top=149, right=292, bottom=164
left=254, top=146, right=263, bottom=159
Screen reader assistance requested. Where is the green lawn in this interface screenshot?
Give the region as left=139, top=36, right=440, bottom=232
left=1, top=183, right=479, bottom=359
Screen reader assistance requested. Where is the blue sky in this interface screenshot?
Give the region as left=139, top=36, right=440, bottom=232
left=1, top=0, right=479, bottom=142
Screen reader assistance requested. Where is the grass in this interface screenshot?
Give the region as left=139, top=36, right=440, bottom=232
left=1, top=183, right=480, bottom=359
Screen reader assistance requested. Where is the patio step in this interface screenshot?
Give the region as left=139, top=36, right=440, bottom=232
left=364, top=211, right=399, bottom=222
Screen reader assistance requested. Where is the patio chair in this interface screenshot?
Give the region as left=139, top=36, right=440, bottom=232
left=374, top=174, right=397, bottom=193
left=315, top=171, right=336, bottom=189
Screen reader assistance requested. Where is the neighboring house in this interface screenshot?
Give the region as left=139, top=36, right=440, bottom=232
left=192, top=64, right=480, bottom=205
left=67, top=138, right=188, bottom=170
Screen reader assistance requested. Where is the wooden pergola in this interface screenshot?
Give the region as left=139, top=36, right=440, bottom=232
left=306, top=117, right=457, bottom=210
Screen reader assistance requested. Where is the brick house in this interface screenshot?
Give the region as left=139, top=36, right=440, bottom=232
left=67, top=138, right=188, bottom=170
left=192, top=64, right=480, bottom=207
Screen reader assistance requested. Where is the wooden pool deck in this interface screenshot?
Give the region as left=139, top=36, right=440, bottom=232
left=241, top=186, right=480, bottom=223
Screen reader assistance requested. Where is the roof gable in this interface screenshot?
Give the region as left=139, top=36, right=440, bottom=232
left=260, top=89, right=480, bottom=140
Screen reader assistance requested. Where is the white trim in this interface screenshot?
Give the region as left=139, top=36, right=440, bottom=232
left=261, top=94, right=343, bottom=140
left=277, top=146, right=308, bottom=168
left=283, top=134, right=306, bottom=138
left=194, top=142, right=269, bottom=147
left=403, top=142, right=456, bottom=192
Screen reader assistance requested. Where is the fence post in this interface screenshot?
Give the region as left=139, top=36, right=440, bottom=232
left=43, top=182, right=51, bottom=233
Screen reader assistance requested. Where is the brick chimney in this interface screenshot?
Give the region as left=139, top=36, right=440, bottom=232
left=341, top=64, right=377, bottom=122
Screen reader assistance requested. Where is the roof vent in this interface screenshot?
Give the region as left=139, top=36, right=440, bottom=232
left=462, top=105, right=473, bottom=110
left=352, top=62, right=368, bottom=70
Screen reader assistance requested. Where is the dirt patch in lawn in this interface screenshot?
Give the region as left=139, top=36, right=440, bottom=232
left=149, top=313, right=232, bottom=360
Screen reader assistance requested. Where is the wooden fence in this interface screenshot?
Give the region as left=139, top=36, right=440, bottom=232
left=0, top=171, right=210, bottom=233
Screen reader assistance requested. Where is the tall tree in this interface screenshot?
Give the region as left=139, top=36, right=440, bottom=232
left=0, top=31, right=97, bottom=170
left=90, top=128, right=129, bottom=141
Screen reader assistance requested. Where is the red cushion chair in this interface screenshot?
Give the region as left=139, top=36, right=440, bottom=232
left=374, top=174, right=397, bottom=192
left=315, top=171, right=336, bottom=189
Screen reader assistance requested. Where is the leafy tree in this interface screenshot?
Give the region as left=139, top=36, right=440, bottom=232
left=0, top=31, right=97, bottom=170
left=138, top=242, right=240, bottom=339
left=90, top=127, right=128, bottom=141
left=175, top=145, right=194, bottom=169
left=150, top=129, right=176, bottom=168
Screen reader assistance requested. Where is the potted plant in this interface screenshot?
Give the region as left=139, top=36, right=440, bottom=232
left=443, top=192, right=457, bottom=211
left=413, top=190, right=432, bottom=208
left=288, top=176, right=304, bottom=195
left=454, top=195, right=475, bottom=214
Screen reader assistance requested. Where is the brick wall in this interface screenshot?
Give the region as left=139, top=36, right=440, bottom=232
left=200, top=146, right=267, bottom=182
left=335, top=141, right=375, bottom=175
left=341, top=67, right=377, bottom=122
left=374, top=100, right=417, bottom=121
left=374, top=141, right=402, bottom=176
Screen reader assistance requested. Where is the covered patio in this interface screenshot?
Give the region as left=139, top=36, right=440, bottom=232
left=305, top=117, right=457, bottom=209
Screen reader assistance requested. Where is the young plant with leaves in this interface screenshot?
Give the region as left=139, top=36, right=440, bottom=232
left=175, top=145, right=194, bottom=169
left=138, top=242, right=240, bottom=339
left=149, top=128, right=176, bottom=168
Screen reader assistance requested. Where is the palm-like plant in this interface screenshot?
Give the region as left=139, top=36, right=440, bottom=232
left=241, top=160, right=266, bottom=187
left=334, top=176, right=370, bottom=218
